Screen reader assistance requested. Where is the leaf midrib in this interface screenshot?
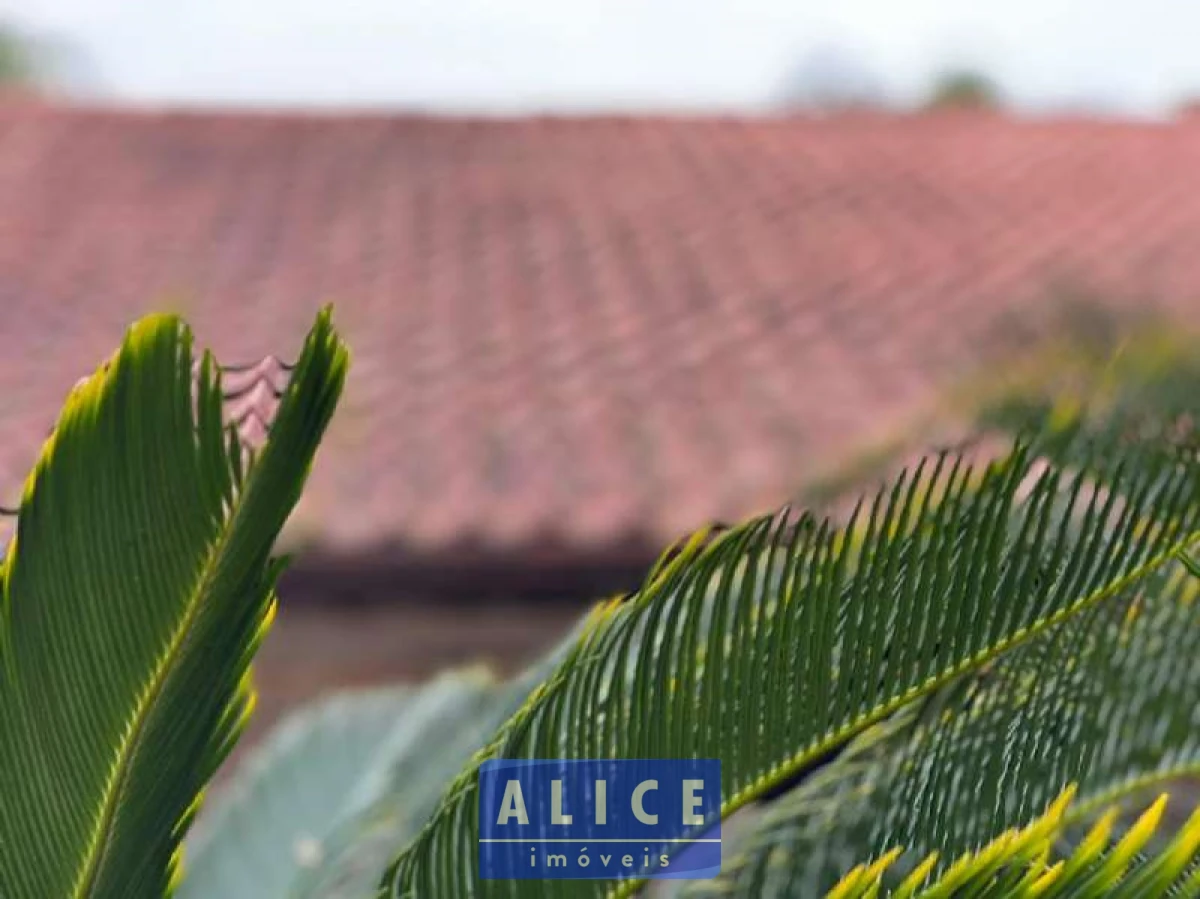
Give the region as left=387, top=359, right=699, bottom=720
left=71, top=463, right=255, bottom=898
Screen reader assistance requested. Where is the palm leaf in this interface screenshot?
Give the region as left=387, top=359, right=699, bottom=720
left=380, top=430, right=1200, bottom=898
left=685, top=556, right=1200, bottom=896
left=0, top=308, right=347, bottom=899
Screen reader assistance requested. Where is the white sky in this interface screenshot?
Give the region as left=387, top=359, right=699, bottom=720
left=5, top=0, right=1200, bottom=115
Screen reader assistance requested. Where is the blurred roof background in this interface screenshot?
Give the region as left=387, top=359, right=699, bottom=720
left=4, top=1, right=1200, bottom=596
left=2, top=104, right=1200, bottom=567
left=5, top=0, right=1200, bottom=716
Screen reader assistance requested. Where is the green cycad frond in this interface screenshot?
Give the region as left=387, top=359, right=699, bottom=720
left=381, top=431, right=1200, bottom=899
left=823, top=789, right=1200, bottom=898
left=0, top=309, right=347, bottom=899
left=684, top=558, right=1200, bottom=896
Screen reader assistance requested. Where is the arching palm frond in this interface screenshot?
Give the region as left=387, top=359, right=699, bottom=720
left=682, top=556, right=1200, bottom=897
left=380, top=427, right=1200, bottom=899
left=0, top=309, right=347, bottom=899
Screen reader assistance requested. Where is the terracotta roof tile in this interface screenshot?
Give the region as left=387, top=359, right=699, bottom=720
left=2, top=105, right=1200, bottom=553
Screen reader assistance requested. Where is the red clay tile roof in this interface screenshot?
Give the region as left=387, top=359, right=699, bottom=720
left=2, top=104, right=1200, bottom=555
